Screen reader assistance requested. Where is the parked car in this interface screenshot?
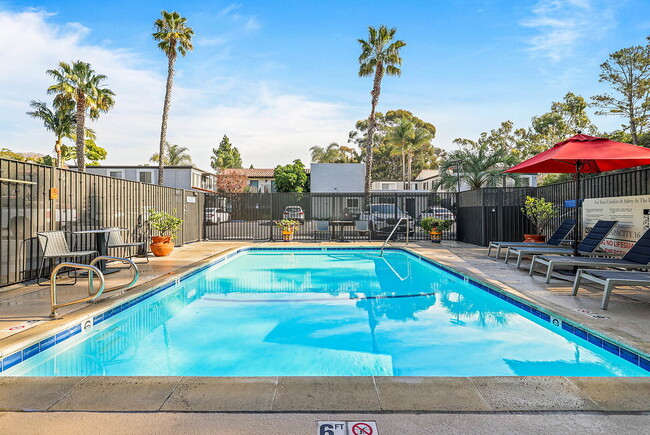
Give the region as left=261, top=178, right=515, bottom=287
left=418, top=207, right=455, bottom=224
left=283, top=206, right=305, bottom=222
left=205, top=208, right=230, bottom=225
left=359, top=204, right=414, bottom=238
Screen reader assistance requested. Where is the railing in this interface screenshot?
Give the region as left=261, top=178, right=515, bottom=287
left=50, top=256, right=139, bottom=318
left=380, top=218, right=408, bottom=257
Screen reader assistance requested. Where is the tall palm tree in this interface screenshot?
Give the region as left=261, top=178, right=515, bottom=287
left=433, top=146, right=520, bottom=191
left=26, top=100, right=75, bottom=168
left=150, top=142, right=192, bottom=165
left=310, top=143, right=360, bottom=163
left=386, top=118, right=415, bottom=188
left=47, top=61, right=115, bottom=172
left=405, top=127, right=433, bottom=189
left=153, top=10, right=194, bottom=185
left=358, top=25, right=406, bottom=193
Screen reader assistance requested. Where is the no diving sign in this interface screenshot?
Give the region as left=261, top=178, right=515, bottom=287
left=317, top=421, right=379, bottom=435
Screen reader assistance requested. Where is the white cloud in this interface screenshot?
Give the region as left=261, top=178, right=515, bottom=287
left=0, top=9, right=352, bottom=168
left=521, top=0, right=616, bottom=61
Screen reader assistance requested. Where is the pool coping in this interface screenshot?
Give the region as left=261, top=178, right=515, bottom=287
left=0, top=244, right=648, bottom=414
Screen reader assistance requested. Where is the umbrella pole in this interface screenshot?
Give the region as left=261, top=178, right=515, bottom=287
left=574, top=163, right=581, bottom=257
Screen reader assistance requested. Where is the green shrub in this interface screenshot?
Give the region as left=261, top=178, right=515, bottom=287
left=147, top=209, right=183, bottom=239
left=420, top=217, right=453, bottom=232
left=521, top=196, right=558, bottom=234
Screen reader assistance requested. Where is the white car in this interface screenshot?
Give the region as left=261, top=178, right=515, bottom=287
left=205, top=208, right=230, bottom=224
left=418, top=207, right=455, bottom=223
left=283, top=206, right=305, bottom=222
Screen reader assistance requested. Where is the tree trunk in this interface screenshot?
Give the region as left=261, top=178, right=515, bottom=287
left=407, top=153, right=413, bottom=190
left=54, top=137, right=62, bottom=169
left=628, top=94, right=638, bottom=145
left=401, top=150, right=406, bottom=190
left=364, top=63, right=384, bottom=195
left=158, top=52, right=177, bottom=185
left=75, top=97, right=86, bottom=172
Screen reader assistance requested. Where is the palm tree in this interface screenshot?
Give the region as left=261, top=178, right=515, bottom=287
left=433, top=146, right=521, bottom=191
left=405, top=127, right=433, bottom=189
left=46, top=61, right=115, bottom=172
left=150, top=142, right=192, bottom=165
left=358, top=25, right=406, bottom=193
left=386, top=118, right=414, bottom=188
left=153, top=10, right=194, bottom=185
left=26, top=101, right=75, bottom=168
left=310, top=143, right=360, bottom=163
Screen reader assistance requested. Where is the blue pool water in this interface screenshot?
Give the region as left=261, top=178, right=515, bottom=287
left=4, top=249, right=648, bottom=376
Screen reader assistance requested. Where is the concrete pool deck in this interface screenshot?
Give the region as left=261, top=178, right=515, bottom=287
left=0, top=241, right=648, bottom=418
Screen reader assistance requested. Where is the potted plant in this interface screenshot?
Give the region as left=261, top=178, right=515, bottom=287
left=275, top=219, right=300, bottom=242
left=147, top=208, right=183, bottom=256
left=420, top=217, right=453, bottom=243
left=520, top=196, right=558, bottom=243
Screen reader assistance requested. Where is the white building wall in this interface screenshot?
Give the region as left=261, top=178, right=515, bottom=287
left=310, top=163, right=365, bottom=193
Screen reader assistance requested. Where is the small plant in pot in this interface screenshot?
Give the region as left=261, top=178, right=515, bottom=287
left=275, top=219, right=300, bottom=242
left=147, top=209, right=183, bottom=256
left=420, top=217, right=453, bottom=243
left=520, top=196, right=558, bottom=243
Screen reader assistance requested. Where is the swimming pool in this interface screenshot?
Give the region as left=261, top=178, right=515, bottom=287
left=2, top=248, right=648, bottom=376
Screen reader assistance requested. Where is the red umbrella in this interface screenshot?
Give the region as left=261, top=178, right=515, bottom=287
left=505, top=134, right=650, bottom=256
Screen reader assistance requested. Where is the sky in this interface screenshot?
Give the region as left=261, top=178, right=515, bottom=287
left=1, top=0, right=650, bottom=169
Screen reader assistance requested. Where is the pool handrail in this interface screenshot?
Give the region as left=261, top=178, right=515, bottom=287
left=380, top=217, right=408, bottom=257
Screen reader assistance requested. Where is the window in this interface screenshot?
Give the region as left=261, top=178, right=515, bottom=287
left=381, top=183, right=395, bottom=190
left=138, top=170, right=153, bottom=184
left=346, top=198, right=359, bottom=208
left=424, top=182, right=428, bottom=190
left=109, top=170, right=124, bottom=179
left=249, top=180, right=259, bottom=188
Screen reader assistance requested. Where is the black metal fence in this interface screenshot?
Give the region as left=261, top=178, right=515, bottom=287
left=0, top=159, right=204, bottom=287
left=204, top=192, right=458, bottom=242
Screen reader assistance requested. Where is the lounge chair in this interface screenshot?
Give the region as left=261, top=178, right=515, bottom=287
left=530, top=228, right=650, bottom=283
left=486, top=218, right=575, bottom=259
left=572, top=269, right=650, bottom=310
left=505, top=220, right=617, bottom=268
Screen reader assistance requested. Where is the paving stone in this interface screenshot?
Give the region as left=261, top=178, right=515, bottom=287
left=471, top=377, right=601, bottom=411
left=161, top=377, right=277, bottom=411
left=568, top=377, right=650, bottom=411
left=375, top=377, right=491, bottom=411
left=273, top=377, right=381, bottom=411
left=0, top=377, right=82, bottom=411
left=49, top=376, right=180, bottom=411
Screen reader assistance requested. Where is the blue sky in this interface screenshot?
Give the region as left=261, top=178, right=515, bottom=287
left=2, top=0, right=650, bottom=168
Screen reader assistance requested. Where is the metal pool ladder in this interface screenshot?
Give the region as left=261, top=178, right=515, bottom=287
left=50, top=256, right=139, bottom=318
left=380, top=217, right=408, bottom=257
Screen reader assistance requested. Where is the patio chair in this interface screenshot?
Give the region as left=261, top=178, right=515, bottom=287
left=486, top=218, right=575, bottom=259
left=572, top=269, right=650, bottom=310
left=529, top=227, right=650, bottom=283
left=505, top=220, right=617, bottom=268
left=315, top=220, right=330, bottom=241
left=103, top=227, right=149, bottom=263
left=355, top=220, right=371, bottom=242
left=36, top=231, right=98, bottom=286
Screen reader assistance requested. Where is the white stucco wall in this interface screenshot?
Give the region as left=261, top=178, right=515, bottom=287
left=310, top=163, right=365, bottom=193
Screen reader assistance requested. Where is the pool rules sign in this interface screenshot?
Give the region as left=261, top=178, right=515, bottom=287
left=582, top=194, right=650, bottom=255
left=318, top=421, right=379, bottom=435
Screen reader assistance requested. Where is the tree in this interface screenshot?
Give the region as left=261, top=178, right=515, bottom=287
left=405, top=127, right=433, bottom=189
left=274, top=159, right=308, bottom=192
left=150, top=142, right=192, bottom=165
left=592, top=38, right=650, bottom=145
left=60, top=136, right=108, bottom=166
left=526, top=93, right=598, bottom=157
left=26, top=100, right=76, bottom=168
left=211, top=135, right=243, bottom=170
left=358, top=25, right=406, bottom=193
left=433, top=145, right=521, bottom=191
left=216, top=170, right=248, bottom=193
left=386, top=118, right=415, bottom=187
left=348, top=110, right=443, bottom=179
left=46, top=61, right=115, bottom=172
left=153, top=10, right=194, bottom=184
left=310, top=142, right=360, bottom=163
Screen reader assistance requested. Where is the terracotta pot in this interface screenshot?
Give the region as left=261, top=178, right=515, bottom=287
left=150, top=236, right=174, bottom=257
left=281, top=230, right=294, bottom=242
left=430, top=229, right=442, bottom=243
left=523, top=234, right=546, bottom=243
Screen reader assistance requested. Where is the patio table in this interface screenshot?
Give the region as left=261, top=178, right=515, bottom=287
left=329, top=220, right=354, bottom=242
left=72, top=228, right=128, bottom=274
